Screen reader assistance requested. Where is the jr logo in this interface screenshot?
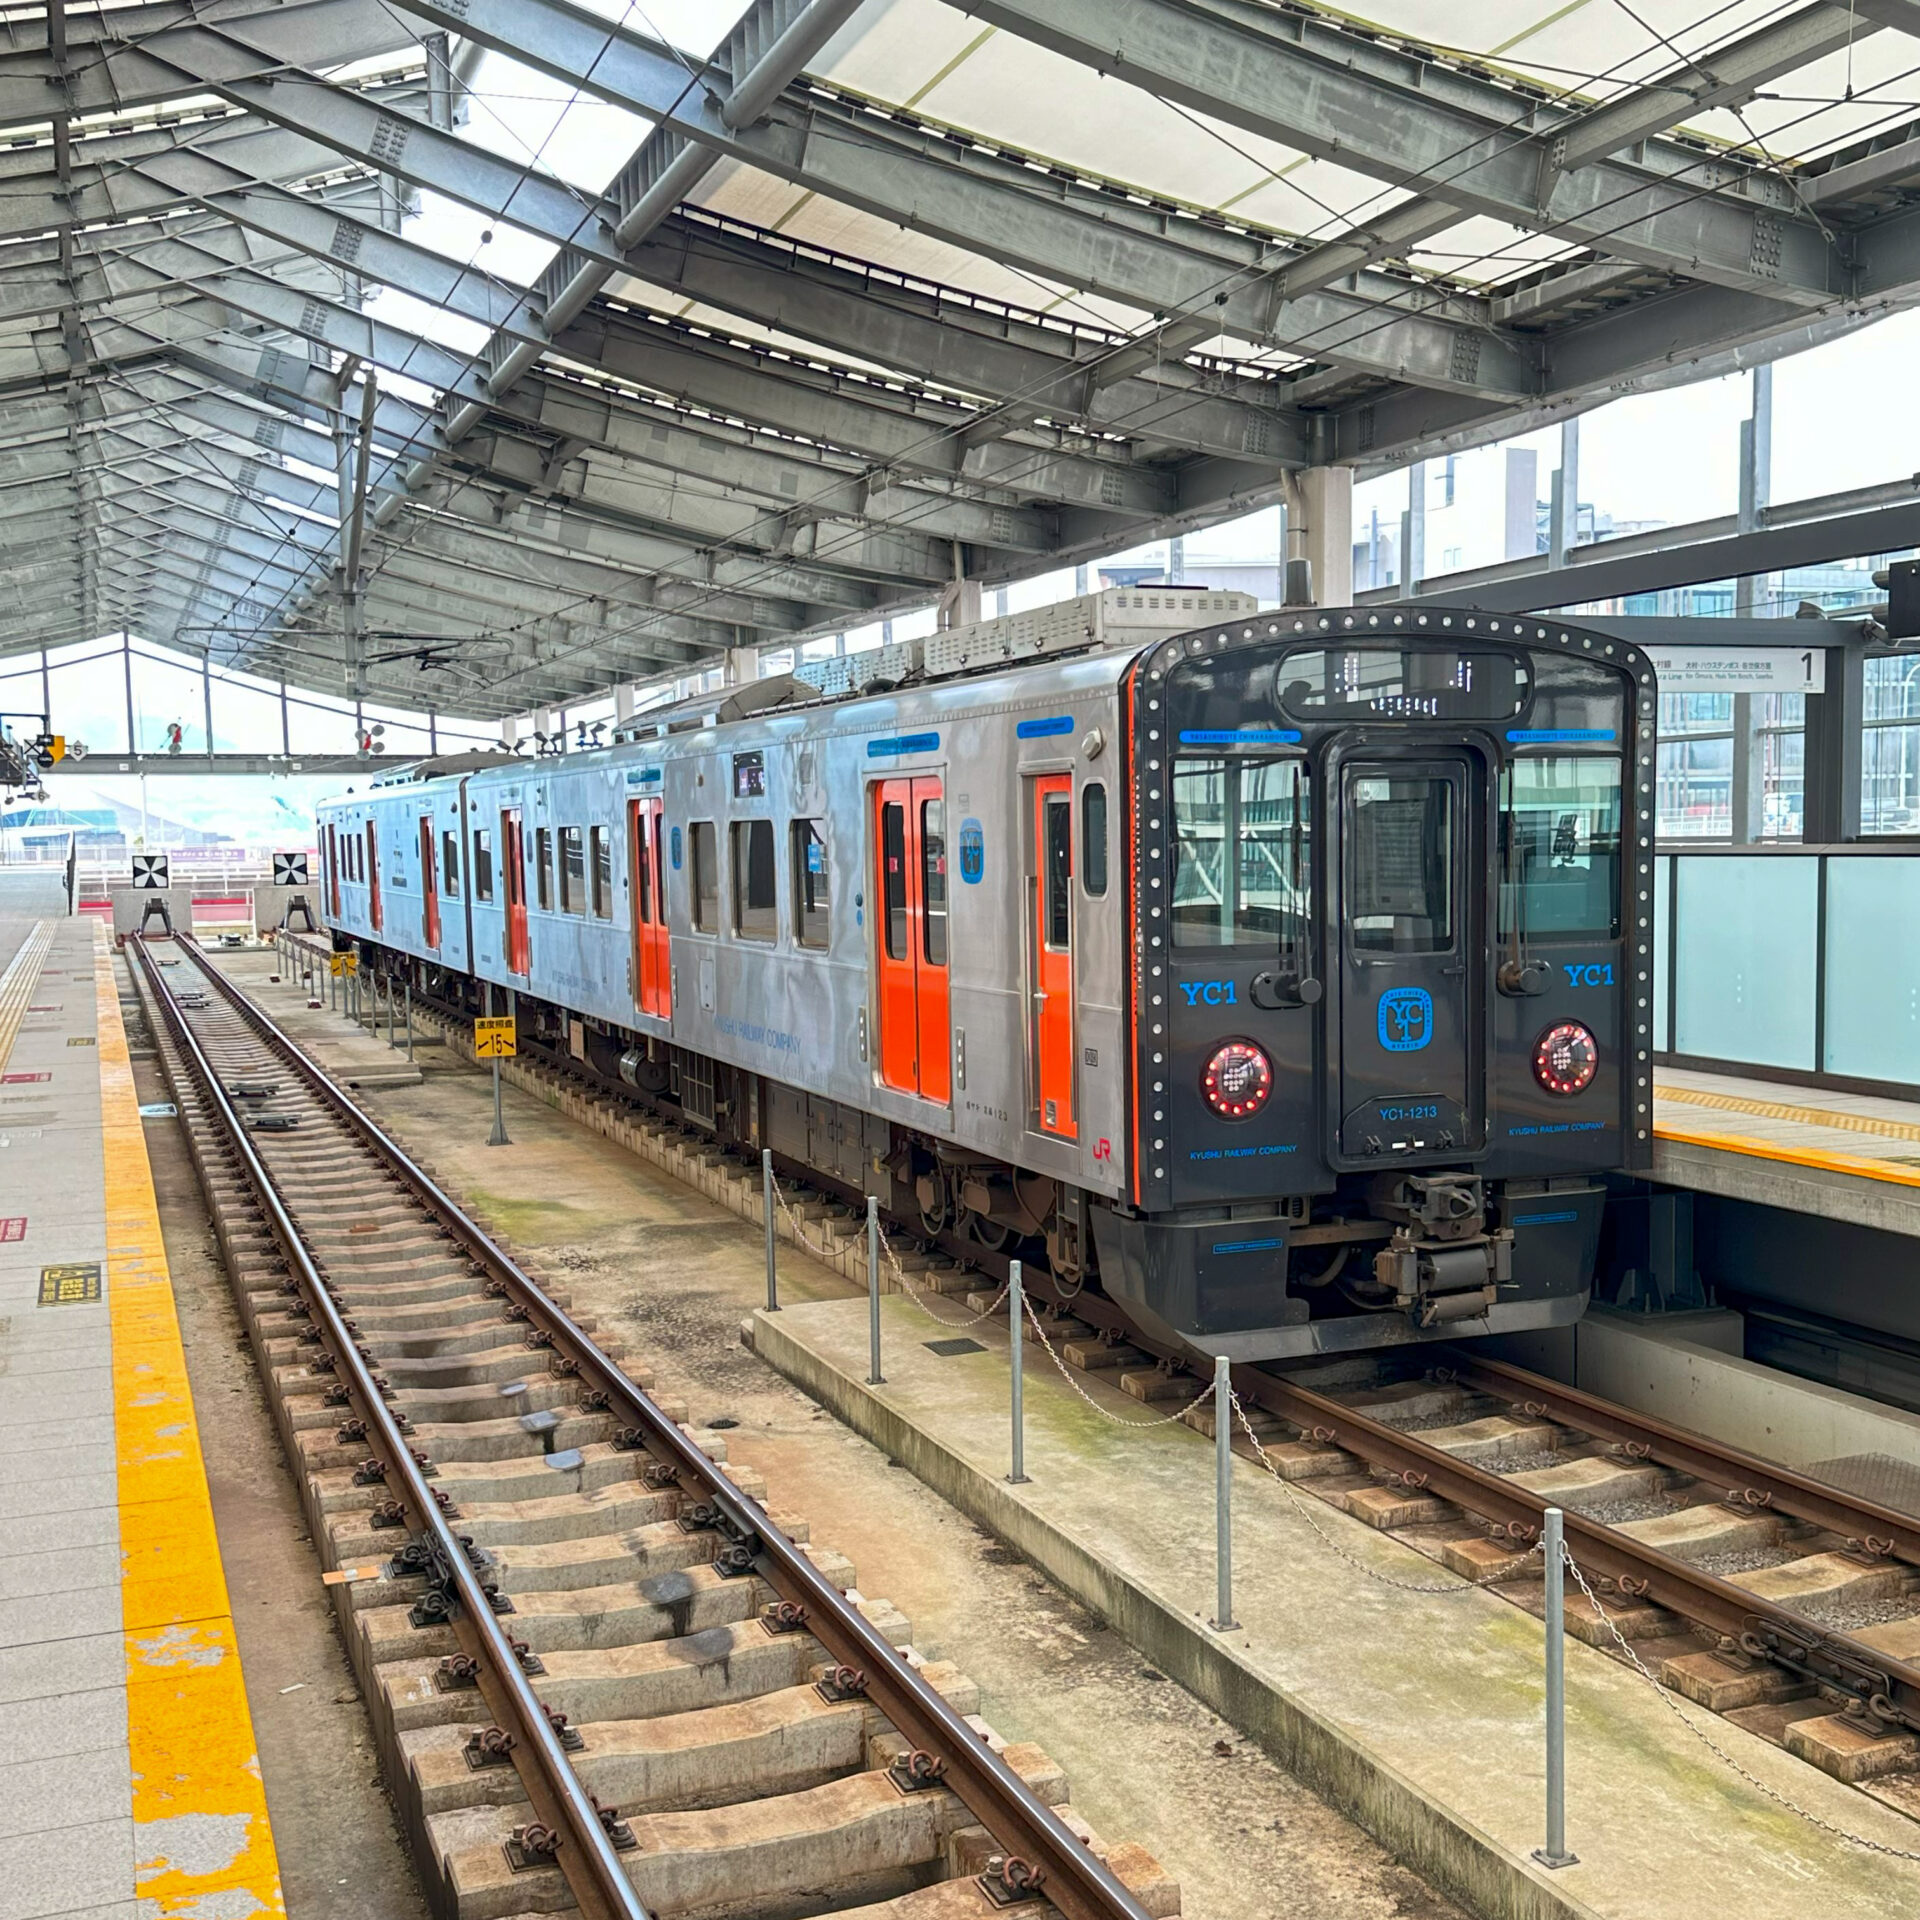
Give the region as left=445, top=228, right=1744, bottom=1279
left=1563, top=963, right=1615, bottom=987
left=1378, top=986, right=1433, bottom=1052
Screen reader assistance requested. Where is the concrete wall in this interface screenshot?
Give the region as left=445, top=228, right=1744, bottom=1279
left=1495, top=1306, right=1920, bottom=1478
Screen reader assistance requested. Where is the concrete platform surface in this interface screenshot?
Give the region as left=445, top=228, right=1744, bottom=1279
left=1656, top=1069, right=1920, bottom=1235
left=0, top=917, right=281, bottom=1919
left=753, top=1291, right=1920, bottom=1920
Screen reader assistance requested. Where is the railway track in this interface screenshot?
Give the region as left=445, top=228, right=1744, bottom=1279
left=295, top=940, right=1920, bottom=1824
left=131, top=930, right=1178, bottom=1920
left=271, top=933, right=1920, bottom=1813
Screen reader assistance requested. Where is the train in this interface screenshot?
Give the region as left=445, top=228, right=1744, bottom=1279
left=316, top=588, right=1656, bottom=1361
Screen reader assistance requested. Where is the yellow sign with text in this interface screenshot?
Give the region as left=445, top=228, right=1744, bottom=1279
left=328, top=952, right=359, bottom=977
left=474, top=1016, right=517, bottom=1059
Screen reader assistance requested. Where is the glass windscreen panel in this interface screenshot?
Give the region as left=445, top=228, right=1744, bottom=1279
left=921, top=799, right=948, bottom=966
left=1499, top=757, right=1622, bottom=940
left=1348, top=773, right=1454, bottom=954
left=1171, top=756, right=1311, bottom=949
left=1278, top=647, right=1529, bottom=722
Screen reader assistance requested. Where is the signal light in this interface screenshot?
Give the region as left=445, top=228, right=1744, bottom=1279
left=1201, top=1041, right=1273, bottom=1119
left=1533, top=1022, right=1598, bottom=1095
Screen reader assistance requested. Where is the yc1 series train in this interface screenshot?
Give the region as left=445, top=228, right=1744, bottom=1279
left=317, top=590, right=1656, bottom=1360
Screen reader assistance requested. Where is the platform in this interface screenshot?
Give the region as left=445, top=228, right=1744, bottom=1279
left=750, top=1291, right=1920, bottom=1920
left=0, top=916, right=281, bottom=1918
left=1655, top=1068, right=1920, bottom=1236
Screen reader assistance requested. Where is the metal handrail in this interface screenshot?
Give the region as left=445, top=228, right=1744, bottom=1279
left=132, top=936, right=652, bottom=1920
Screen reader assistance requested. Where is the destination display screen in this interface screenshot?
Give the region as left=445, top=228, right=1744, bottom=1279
left=1275, top=647, right=1530, bottom=723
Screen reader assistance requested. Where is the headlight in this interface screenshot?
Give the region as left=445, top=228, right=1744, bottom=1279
left=1201, top=1041, right=1274, bottom=1119
left=1533, top=1021, right=1598, bottom=1095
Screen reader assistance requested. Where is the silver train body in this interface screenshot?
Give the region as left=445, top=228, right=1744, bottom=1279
left=318, top=599, right=1656, bottom=1361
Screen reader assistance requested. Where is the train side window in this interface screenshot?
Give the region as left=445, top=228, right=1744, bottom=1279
left=1349, top=774, right=1453, bottom=954
left=689, top=821, right=719, bottom=932
left=636, top=819, right=653, bottom=923
left=731, top=820, right=776, bottom=941
left=474, top=829, right=494, bottom=902
left=1171, top=757, right=1311, bottom=948
left=880, top=801, right=908, bottom=961
left=535, top=827, right=554, bottom=911
left=559, top=826, right=586, bottom=914
left=590, top=826, right=612, bottom=919
left=442, top=830, right=459, bottom=898
left=1499, top=756, right=1621, bottom=940
left=1081, top=784, right=1108, bottom=897
left=921, top=798, right=948, bottom=966
left=792, top=820, right=830, bottom=949
left=1043, top=793, right=1072, bottom=950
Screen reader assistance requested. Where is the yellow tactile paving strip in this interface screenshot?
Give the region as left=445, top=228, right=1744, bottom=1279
left=1658, top=1081, right=1920, bottom=1144
left=95, top=923, right=285, bottom=1915
left=0, top=916, right=52, bottom=1072
left=1655, top=1077, right=1920, bottom=1191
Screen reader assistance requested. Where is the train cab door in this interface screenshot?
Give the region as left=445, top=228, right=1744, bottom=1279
left=1029, top=774, right=1077, bottom=1139
left=365, top=822, right=382, bottom=932
left=872, top=777, right=950, bottom=1102
left=629, top=795, right=669, bottom=1017
left=1332, top=753, right=1485, bottom=1161
left=501, top=807, right=530, bottom=975
left=325, top=824, right=340, bottom=920
left=418, top=816, right=441, bottom=948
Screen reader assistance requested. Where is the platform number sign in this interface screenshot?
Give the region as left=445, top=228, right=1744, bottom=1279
left=272, top=852, right=310, bottom=887
left=131, top=853, right=170, bottom=889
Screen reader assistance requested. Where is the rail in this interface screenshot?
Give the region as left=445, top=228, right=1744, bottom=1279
left=131, top=935, right=652, bottom=1920
left=152, top=931, right=1153, bottom=1920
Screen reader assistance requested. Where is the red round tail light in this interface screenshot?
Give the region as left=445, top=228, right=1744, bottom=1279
left=1202, top=1041, right=1274, bottom=1119
left=1534, top=1022, right=1599, bottom=1095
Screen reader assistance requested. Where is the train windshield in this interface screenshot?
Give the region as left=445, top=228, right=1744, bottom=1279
left=1170, top=756, right=1311, bottom=948
left=1499, top=756, right=1622, bottom=939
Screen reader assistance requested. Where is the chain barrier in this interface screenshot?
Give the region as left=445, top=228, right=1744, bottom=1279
left=1226, top=1387, right=1477, bottom=1596
left=769, top=1180, right=1010, bottom=1328
left=1559, top=1543, right=1920, bottom=1863
left=874, top=1216, right=1011, bottom=1329
left=1018, top=1294, right=1219, bottom=1429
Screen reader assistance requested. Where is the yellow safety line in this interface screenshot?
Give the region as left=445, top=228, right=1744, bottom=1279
left=0, top=916, right=53, bottom=1072
left=95, top=923, right=285, bottom=1916
left=1657, top=1079, right=1920, bottom=1144
left=1653, top=1120, right=1920, bottom=1191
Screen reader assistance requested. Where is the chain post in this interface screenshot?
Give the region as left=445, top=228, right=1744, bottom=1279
left=1534, top=1507, right=1577, bottom=1870
left=866, top=1195, right=883, bottom=1385
left=1008, top=1260, right=1029, bottom=1484
left=762, top=1149, right=779, bottom=1312
left=1211, top=1356, right=1238, bottom=1631
left=405, top=980, right=414, bottom=1062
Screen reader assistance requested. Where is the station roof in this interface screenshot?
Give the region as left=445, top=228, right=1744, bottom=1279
left=6, top=0, right=1920, bottom=717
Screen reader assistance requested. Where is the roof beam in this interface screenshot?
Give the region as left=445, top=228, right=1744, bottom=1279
left=960, top=0, right=1841, bottom=307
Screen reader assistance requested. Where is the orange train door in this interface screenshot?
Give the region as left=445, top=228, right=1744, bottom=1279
left=419, top=816, right=441, bottom=948
left=501, top=807, right=529, bottom=975
left=365, top=821, right=382, bottom=932
left=629, top=796, right=670, bottom=1017
left=325, top=824, right=340, bottom=920
left=1032, top=775, right=1077, bottom=1138
left=872, top=777, right=950, bottom=1103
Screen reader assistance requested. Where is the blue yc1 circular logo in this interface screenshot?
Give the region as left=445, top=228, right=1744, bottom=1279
left=1378, top=986, right=1433, bottom=1052
left=958, top=818, right=985, bottom=884
left=670, top=826, right=683, bottom=871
